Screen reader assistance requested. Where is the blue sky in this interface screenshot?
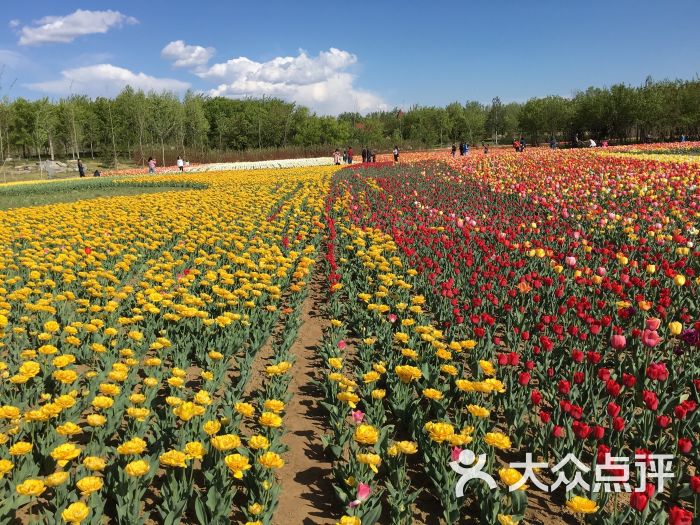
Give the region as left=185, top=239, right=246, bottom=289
left=1, top=0, right=699, bottom=114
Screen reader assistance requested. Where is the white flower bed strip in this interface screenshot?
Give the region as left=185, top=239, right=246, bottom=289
left=159, top=157, right=334, bottom=174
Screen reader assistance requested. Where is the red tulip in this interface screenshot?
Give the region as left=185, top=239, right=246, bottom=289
left=592, top=425, right=605, bottom=440
left=690, top=475, right=700, bottom=494
left=674, top=405, right=688, bottom=420
left=622, top=374, right=636, bottom=387
left=572, top=421, right=590, bottom=439
left=656, top=415, right=671, bottom=428
left=668, top=506, right=693, bottom=525
left=606, top=380, right=621, bottom=397
left=678, top=438, right=692, bottom=454
left=642, top=390, right=659, bottom=411
left=530, top=390, right=542, bottom=405
left=630, top=491, right=649, bottom=512
left=646, top=363, right=669, bottom=381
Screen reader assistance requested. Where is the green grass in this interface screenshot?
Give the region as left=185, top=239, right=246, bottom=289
left=0, top=178, right=204, bottom=211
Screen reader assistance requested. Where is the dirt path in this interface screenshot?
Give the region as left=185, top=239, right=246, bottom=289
left=276, top=276, right=336, bottom=525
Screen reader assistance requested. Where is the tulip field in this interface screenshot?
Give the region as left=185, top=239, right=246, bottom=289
left=0, top=144, right=698, bottom=525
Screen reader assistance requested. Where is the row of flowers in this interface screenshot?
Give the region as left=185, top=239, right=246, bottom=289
left=318, top=148, right=699, bottom=524
left=0, top=167, right=333, bottom=523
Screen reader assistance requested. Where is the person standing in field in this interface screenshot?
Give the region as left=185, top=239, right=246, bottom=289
left=393, top=145, right=399, bottom=162
left=333, top=149, right=341, bottom=165
left=148, top=157, right=156, bottom=174
left=483, top=142, right=489, bottom=154
left=347, top=146, right=353, bottom=164
left=361, top=146, right=368, bottom=163
left=451, top=144, right=457, bottom=157
left=177, top=156, right=184, bottom=172
left=77, top=159, right=85, bottom=178
left=342, top=149, right=348, bottom=163
left=513, top=139, right=520, bottom=152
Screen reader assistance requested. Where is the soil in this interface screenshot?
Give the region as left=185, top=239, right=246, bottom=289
left=275, top=275, right=337, bottom=525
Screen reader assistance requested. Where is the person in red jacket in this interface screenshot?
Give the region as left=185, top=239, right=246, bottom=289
left=347, top=146, right=353, bottom=164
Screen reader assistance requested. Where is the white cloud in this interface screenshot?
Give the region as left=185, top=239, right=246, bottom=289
left=162, top=40, right=215, bottom=69
left=18, top=9, right=138, bottom=46
left=200, top=48, right=386, bottom=114
left=27, top=64, right=189, bottom=97
left=9, top=20, right=20, bottom=29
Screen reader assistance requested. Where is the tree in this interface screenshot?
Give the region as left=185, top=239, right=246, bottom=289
left=519, top=98, right=544, bottom=145
left=148, top=92, right=183, bottom=165
left=8, top=98, right=36, bottom=158
left=182, top=91, right=209, bottom=157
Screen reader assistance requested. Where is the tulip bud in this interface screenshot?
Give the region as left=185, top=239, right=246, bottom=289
left=607, top=402, right=621, bottom=418
left=678, top=438, right=692, bottom=454
left=630, top=491, right=649, bottom=512
left=610, top=334, right=626, bottom=350
left=645, top=264, right=656, bottom=274
left=690, top=475, right=700, bottom=494
left=645, top=318, right=661, bottom=331
left=673, top=274, right=686, bottom=286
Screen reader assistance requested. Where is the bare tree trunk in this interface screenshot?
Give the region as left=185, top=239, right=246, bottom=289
left=108, top=102, right=119, bottom=168
left=48, top=132, right=55, bottom=161
left=138, top=132, right=144, bottom=166
left=70, top=106, right=78, bottom=160
left=161, top=137, right=165, bottom=167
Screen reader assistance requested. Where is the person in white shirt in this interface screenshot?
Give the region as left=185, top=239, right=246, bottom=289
left=177, top=156, right=184, bottom=172
left=589, top=139, right=597, bottom=148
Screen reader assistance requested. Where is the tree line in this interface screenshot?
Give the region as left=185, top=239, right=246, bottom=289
left=0, top=77, right=698, bottom=165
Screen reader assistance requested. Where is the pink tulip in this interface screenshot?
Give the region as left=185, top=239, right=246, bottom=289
left=645, top=318, right=661, bottom=331
left=596, top=267, right=607, bottom=276
left=351, top=410, right=364, bottom=423
left=565, top=256, right=577, bottom=267
left=451, top=446, right=463, bottom=461
left=349, top=483, right=371, bottom=507
left=387, top=313, right=398, bottom=323
left=610, top=334, right=626, bottom=350
left=338, top=340, right=347, bottom=350
left=641, top=329, right=661, bottom=348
